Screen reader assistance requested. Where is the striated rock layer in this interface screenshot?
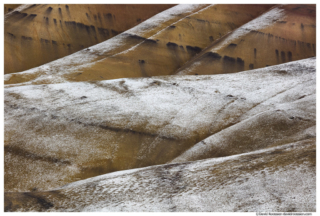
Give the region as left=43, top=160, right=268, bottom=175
left=4, top=4, right=274, bottom=85
left=176, top=4, right=316, bottom=75
left=4, top=58, right=315, bottom=193
left=4, top=4, right=174, bottom=74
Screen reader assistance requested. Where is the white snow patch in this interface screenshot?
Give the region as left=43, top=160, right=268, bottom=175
left=4, top=74, right=12, bottom=82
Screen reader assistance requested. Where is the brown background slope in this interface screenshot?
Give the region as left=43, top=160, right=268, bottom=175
left=63, top=5, right=274, bottom=82
left=4, top=4, right=174, bottom=74
left=4, top=4, right=21, bottom=14
left=176, top=4, right=316, bottom=75
left=4, top=5, right=274, bottom=84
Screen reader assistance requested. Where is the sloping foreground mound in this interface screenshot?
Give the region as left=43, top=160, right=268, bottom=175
left=4, top=4, right=274, bottom=86
left=176, top=4, right=316, bottom=75
left=4, top=138, right=315, bottom=212
left=4, top=58, right=315, bottom=193
left=4, top=4, right=174, bottom=74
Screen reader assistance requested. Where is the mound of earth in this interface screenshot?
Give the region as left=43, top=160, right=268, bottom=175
left=3, top=4, right=316, bottom=212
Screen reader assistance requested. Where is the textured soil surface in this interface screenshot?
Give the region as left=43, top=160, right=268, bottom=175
left=4, top=4, right=316, bottom=212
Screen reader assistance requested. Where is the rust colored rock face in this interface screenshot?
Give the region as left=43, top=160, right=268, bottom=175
left=65, top=4, right=274, bottom=82
left=4, top=4, right=174, bottom=74
left=4, top=4, right=275, bottom=86
left=176, top=4, right=316, bottom=76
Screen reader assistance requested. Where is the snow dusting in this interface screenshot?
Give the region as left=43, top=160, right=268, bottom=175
left=210, top=6, right=285, bottom=52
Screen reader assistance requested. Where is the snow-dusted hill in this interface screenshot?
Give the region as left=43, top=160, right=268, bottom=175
left=4, top=58, right=316, bottom=194
left=3, top=4, right=316, bottom=212
left=5, top=137, right=315, bottom=212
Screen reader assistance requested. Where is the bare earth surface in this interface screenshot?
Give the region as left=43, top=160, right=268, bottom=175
left=3, top=4, right=316, bottom=212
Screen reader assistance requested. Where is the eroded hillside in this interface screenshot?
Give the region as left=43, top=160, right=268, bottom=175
left=176, top=4, right=316, bottom=75
left=4, top=58, right=315, bottom=193
left=5, top=4, right=274, bottom=85
left=4, top=4, right=316, bottom=212
left=5, top=137, right=315, bottom=211
left=4, top=4, right=174, bottom=74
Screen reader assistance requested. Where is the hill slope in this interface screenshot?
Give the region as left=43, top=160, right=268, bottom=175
left=4, top=58, right=315, bottom=192
left=4, top=4, right=316, bottom=212
left=4, top=4, right=174, bottom=74
left=4, top=4, right=274, bottom=85
left=176, top=4, right=316, bottom=75
left=5, top=137, right=315, bottom=212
